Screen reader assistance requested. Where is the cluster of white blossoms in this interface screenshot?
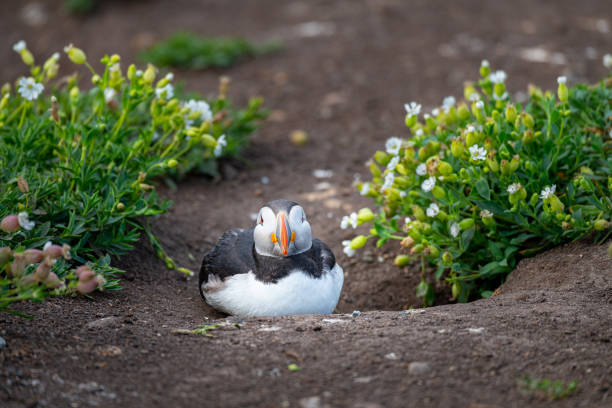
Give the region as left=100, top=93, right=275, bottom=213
left=426, top=203, right=439, bottom=217
left=17, top=212, right=35, bottom=231
left=404, top=102, right=421, bottom=117
left=342, top=240, right=356, bottom=257
left=104, top=88, right=116, bottom=103
left=381, top=172, right=395, bottom=192
left=385, top=137, right=402, bottom=156
left=341, top=212, right=358, bottom=229
left=480, top=209, right=493, bottom=218
left=507, top=183, right=522, bottom=194
left=421, top=176, right=436, bottom=192
left=213, top=134, right=226, bottom=157
left=450, top=222, right=460, bottom=238
left=468, top=144, right=487, bottom=161
left=18, top=77, right=44, bottom=101
left=489, top=70, right=507, bottom=84
left=155, top=83, right=174, bottom=100
left=360, top=182, right=370, bottom=195
left=539, top=185, right=556, bottom=200
left=184, top=99, right=213, bottom=126
left=387, top=156, right=399, bottom=171
left=442, top=96, right=455, bottom=113
left=416, top=163, right=427, bottom=176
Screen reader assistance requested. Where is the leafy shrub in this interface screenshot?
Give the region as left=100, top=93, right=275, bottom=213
left=0, top=42, right=265, bottom=314
left=343, top=60, right=612, bottom=305
left=518, top=376, right=578, bottom=400
left=140, top=32, right=282, bottom=70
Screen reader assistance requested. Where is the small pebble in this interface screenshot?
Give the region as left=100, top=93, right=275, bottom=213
left=312, top=169, right=333, bottom=179
left=299, top=396, right=321, bottom=408
left=0, top=335, right=6, bottom=349
left=385, top=352, right=399, bottom=360
left=352, top=310, right=361, bottom=317
left=467, top=327, right=485, bottom=334
left=408, top=361, right=430, bottom=375
left=261, top=177, right=270, bottom=184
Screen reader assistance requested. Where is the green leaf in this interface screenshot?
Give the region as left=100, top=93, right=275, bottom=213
left=475, top=179, right=490, bottom=200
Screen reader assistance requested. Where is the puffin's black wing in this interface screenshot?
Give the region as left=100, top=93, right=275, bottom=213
left=199, top=228, right=256, bottom=298
left=312, top=238, right=336, bottom=272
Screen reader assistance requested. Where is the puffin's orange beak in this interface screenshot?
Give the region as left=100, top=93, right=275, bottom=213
left=273, top=212, right=295, bottom=256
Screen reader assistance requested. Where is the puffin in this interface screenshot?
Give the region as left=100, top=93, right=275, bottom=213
left=199, top=199, right=344, bottom=317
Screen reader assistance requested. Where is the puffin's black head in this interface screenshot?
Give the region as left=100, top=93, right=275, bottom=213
left=254, top=200, right=312, bottom=257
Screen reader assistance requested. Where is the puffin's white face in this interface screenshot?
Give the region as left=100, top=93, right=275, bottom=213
left=254, top=204, right=312, bottom=257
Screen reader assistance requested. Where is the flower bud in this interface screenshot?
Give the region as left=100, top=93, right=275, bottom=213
left=357, top=208, right=375, bottom=223
left=428, top=245, right=440, bottom=258
left=594, top=219, right=610, bottom=231
left=549, top=195, right=564, bottom=212
left=75, top=265, right=92, bottom=278
left=143, top=64, right=156, bottom=84
left=350, top=235, right=367, bottom=250
left=411, top=205, right=426, bottom=222
left=486, top=157, right=499, bottom=173
left=77, top=269, right=98, bottom=294
left=43, top=272, right=63, bottom=289
left=19, top=48, right=35, bottom=66
left=64, top=44, right=87, bottom=64
left=432, top=186, right=446, bottom=200
left=458, top=218, right=475, bottom=230
left=494, top=82, right=505, bottom=98
left=34, top=257, right=55, bottom=282
left=69, top=86, right=80, bottom=101
left=10, top=253, right=27, bottom=277
left=529, top=193, right=539, bottom=206
left=522, top=112, right=534, bottom=129
left=442, top=251, right=452, bottom=264
left=0, top=246, right=12, bottom=265
left=23, top=249, right=44, bottom=264
left=509, top=155, right=519, bottom=172
left=465, top=130, right=480, bottom=148
left=1, top=215, right=20, bottom=232
left=167, top=159, right=178, bottom=168
left=200, top=133, right=217, bottom=148
left=479, top=60, right=490, bottom=78
left=401, top=237, right=415, bottom=248
left=405, top=114, right=417, bottom=128
left=459, top=168, right=469, bottom=181
left=457, top=103, right=470, bottom=121
left=394, top=255, right=411, bottom=267
left=127, top=64, right=137, bottom=81
left=452, top=282, right=461, bottom=299
left=410, top=243, right=424, bottom=255
left=218, top=76, right=230, bottom=99
left=438, top=161, right=453, bottom=176
left=117, top=202, right=125, bottom=211
left=110, top=54, right=121, bottom=64
left=557, top=77, right=568, bottom=103
left=374, top=151, right=390, bottom=166
left=505, top=104, right=517, bottom=123
left=451, top=139, right=466, bottom=158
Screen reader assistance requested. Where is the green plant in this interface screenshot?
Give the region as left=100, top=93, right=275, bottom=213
left=518, top=376, right=578, bottom=400
left=139, top=32, right=282, bottom=70
left=192, top=323, right=223, bottom=337
left=64, top=0, right=97, bottom=15
left=342, top=60, right=612, bottom=305
left=0, top=41, right=265, bottom=314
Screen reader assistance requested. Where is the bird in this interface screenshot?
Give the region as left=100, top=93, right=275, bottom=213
left=199, top=199, right=344, bottom=317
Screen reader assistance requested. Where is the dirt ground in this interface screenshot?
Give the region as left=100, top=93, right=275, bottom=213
left=1, top=0, right=612, bottom=407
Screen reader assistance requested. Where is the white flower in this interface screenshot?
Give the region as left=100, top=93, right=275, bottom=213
left=387, top=156, right=399, bottom=171
left=466, top=125, right=476, bottom=133
left=416, top=163, right=427, bottom=176
left=341, top=212, right=358, bottom=230
left=480, top=209, right=493, bottom=218
left=415, top=128, right=424, bottom=137
left=424, top=113, right=431, bottom=120
left=442, top=96, right=456, bottom=113
left=136, top=69, right=143, bottom=77
left=468, top=144, right=487, bottom=161
left=450, top=222, right=460, bottom=238
left=557, top=76, right=567, bottom=85
left=475, top=100, right=484, bottom=110
left=17, top=212, right=35, bottom=231
left=109, top=63, right=120, bottom=73
left=165, top=72, right=174, bottom=81
left=399, top=191, right=406, bottom=198
left=432, top=108, right=440, bottom=116
left=492, top=92, right=508, bottom=101
left=360, top=182, right=370, bottom=195
left=405, top=216, right=412, bottom=225
left=184, top=99, right=213, bottom=125
left=481, top=60, right=489, bottom=68
left=13, top=40, right=26, bottom=53
left=422, top=176, right=436, bottom=192
left=52, top=52, right=60, bottom=60
left=17, top=77, right=44, bottom=101
left=104, top=88, right=116, bottom=103
left=342, top=240, right=356, bottom=257
left=489, top=70, right=507, bottom=84
left=213, top=134, right=226, bottom=157
left=385, top=137, right=402, bottom=156
left=155, top=83, right=174, bottom=100
left=507, top=183, right=522, bottom=194
left=603, top=54, right=612, bottom=69
left=469, top=93, right=480, bottom=102
left=426, top=203, right=439, bottom=217
left=43, top=241, right=53, bottom=251
left=381, top=172, right=395, bottom=192
left=404, top=102, right=421, bottom=117
left=539, top=185, right=556, bottom=200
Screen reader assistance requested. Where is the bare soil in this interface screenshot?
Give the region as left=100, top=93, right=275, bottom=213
left=1, top=0, right=612, bottom=407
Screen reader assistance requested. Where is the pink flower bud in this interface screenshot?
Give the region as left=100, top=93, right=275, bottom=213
left=0, top=247, right=12, bottom=264
left=34, top=257, right=55, bottom=282
left=1, top=215, right=20, bottom=232
left=78, top=269, right=95, bottom=282
left=75, top=265, right=92, bottom=278
left=77, top=276, right=98, bottom=295
left=23, top=249, right=44, bottom=264
left=10, top=253, right=27, bottom=277
left=43, top=272, right=63, bottom=289
left=43, top=244, right=64, bottom=259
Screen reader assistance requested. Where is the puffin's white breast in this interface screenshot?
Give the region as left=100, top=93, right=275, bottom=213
left=202, top=263, right=344, bottom=317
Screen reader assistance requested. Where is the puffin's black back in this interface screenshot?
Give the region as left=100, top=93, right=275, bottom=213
left=199, top=228, right=335, bottom=299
